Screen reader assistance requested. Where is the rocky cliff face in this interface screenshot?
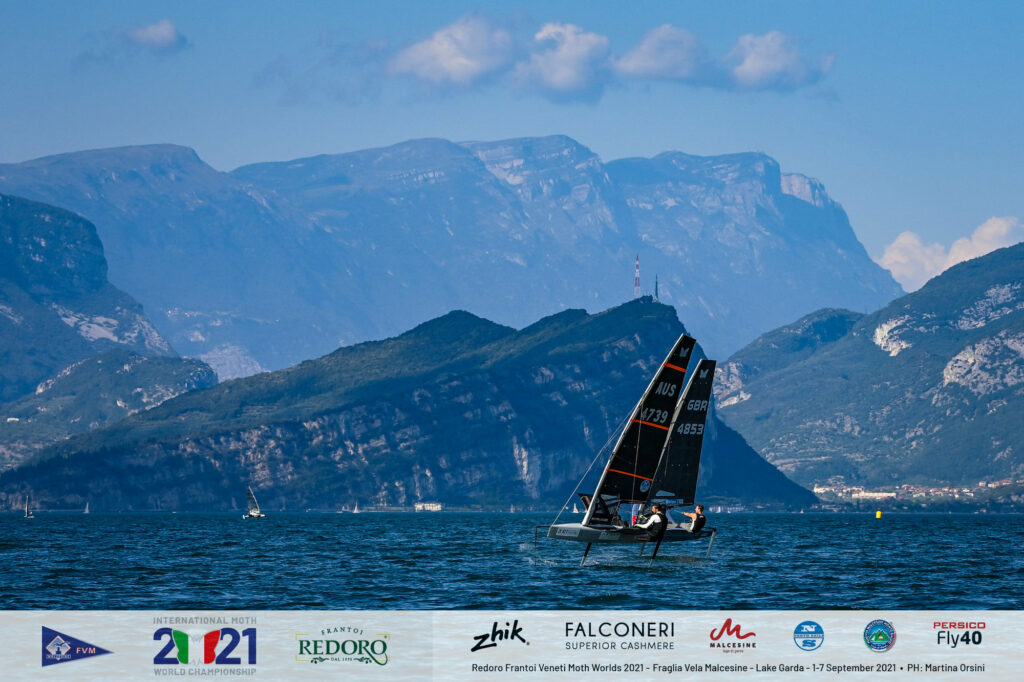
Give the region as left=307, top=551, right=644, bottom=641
left=0, top=299, right=815, bottom=511
left=0, top=348, right=216, bottom=470
left=0, top=137, right=902, bottom=377
left=717, top=242, right=1024, bottom=487
left=0, top=194, right=173, bottom=402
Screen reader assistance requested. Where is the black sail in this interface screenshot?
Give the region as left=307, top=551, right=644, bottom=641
left=650, top=359, right=716, bottom=506
left=584, top=334, right=696, bottom=523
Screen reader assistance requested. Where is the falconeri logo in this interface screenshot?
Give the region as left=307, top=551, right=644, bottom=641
left=296, top=625, right=390, bottom=666
left=863, top=620, right=896, bottom=652
left=709, top=619, right=756, bottom=652
left=564, top=620, right=676, bottom=651
left=41, top=627, right=112, bottom=667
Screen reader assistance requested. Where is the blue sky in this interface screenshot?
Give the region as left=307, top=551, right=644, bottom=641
left=1, top=1, right=1021, bottom=289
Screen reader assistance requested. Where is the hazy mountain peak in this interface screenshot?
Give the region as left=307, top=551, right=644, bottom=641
left=10, top=144, right=205, bottom=174
left=1, top=135, right=902, bottom=377
left=0, top=193, right=175, bottom=401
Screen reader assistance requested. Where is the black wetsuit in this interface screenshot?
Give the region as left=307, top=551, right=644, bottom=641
left=689, top=512, right=706, bottom=533
left=646, top=511, right=668, bottom=541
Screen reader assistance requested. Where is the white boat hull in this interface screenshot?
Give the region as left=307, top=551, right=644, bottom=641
left=547, top=522, right=713, bottom=544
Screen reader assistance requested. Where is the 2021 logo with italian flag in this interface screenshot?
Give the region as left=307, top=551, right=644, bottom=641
left=153, top=627, right=257, bottom=665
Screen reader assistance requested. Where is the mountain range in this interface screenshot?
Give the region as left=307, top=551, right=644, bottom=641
left=0, top=193, right=217, bottom=467
left=0, top=298, right=815, bottom=512
left=0, top=136, right=902, bottom=378
left=716, top=242, right=1024, bottom=488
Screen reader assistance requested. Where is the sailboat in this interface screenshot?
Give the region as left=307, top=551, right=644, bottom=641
left=24, top=498, right=34, bottom=519
left=83, top=501, right=90, bottom=515
left=543, top=333, right=717, bottom=562
left=241, top=485, right=267, bottom=519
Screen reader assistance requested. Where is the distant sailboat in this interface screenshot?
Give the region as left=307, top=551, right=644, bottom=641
left=24, top=498, right=34, bottom=519
left=83, top=501, right=90, bottom=514
left=242, top=485, right=267, bottom=519
left=572, top=503, right=580, bottom=513
left=352, top=502, right=360, bottom=514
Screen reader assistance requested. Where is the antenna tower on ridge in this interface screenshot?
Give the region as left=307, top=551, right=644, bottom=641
left=633, top=254, right=641, bottom=299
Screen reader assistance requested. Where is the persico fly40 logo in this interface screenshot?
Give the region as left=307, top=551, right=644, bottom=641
left=935, top=621, right=985, bottom=648
left=153, top=627, right=257, bottom=665
left=41, top=627, right=112, bottom=667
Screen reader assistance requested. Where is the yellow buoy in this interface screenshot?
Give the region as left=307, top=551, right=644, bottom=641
left=875, top=510, right=882, bottom=519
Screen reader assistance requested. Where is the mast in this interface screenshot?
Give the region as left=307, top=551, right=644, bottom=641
left=583, top=333, right=695, bottom=525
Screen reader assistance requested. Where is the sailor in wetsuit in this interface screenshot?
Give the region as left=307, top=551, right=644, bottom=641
left=680, top=504, right=706, bottom=532
left=635, top=503, right=668, bottom=541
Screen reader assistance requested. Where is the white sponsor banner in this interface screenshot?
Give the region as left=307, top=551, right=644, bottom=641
left=0, top=610, right=1015, bottom=680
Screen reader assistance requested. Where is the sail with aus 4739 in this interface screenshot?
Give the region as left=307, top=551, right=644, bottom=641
left=583, top=333, right=696, bottom=525
left=541, top=332, right=717, bottom=562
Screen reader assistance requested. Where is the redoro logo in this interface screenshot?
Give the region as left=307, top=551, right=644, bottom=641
left=296, top=625, right=390, bottom=666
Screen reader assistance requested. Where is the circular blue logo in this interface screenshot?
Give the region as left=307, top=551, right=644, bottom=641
left=640, top=480, right=650, bottom=492
left=793, top=621, right=824, bottom=651
left=864, top=620, right=896, bottom=652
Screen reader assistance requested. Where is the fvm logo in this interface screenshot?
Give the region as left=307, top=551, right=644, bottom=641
left=41, top=627, right=112, bottom=667
left=471, top=621, right=529, bottom=652
left=153, top=628, right=257, bottom=665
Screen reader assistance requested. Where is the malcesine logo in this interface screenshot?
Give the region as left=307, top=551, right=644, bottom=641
left=471, top=620, right=529, bottom=652
left=709, top=618, right=756, bottom=652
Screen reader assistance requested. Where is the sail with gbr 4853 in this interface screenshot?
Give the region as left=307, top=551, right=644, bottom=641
left=540, top=332, right=717, bottom=563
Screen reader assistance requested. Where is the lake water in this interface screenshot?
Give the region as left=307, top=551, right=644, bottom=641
left=1, top=512, right=1021, bottom=610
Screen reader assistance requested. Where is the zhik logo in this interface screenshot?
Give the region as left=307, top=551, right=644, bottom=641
left=471, top=620, right=529, bottom=652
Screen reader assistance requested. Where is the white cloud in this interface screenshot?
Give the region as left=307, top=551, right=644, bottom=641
left=389, top=16, right=514, bottom=86
left=726, top=31, right=832, bottom=90
left=614, top=25, right=707, bottom=80
left=512, top=23, right=611, bottom=101
left=879, top=217, right=1023, bottom=291
left=384, top=18, right=832, bottom=102
left=128, top=19, right=188, bottom=53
